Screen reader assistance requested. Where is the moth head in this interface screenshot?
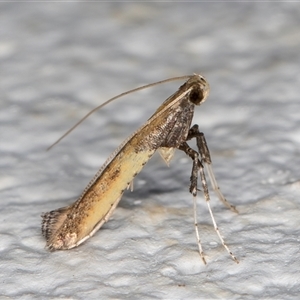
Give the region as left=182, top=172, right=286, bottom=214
left=188, top=74, right=210, bottom=106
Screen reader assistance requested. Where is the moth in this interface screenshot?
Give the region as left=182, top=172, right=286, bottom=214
left=42, top=74, right=238, bottom=264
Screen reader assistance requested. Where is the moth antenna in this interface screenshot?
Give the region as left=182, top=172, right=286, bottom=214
left=47, top=75, right=192, bottom=150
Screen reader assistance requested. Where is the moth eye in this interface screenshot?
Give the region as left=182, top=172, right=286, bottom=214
left=189, top=88, right=204, bottom=105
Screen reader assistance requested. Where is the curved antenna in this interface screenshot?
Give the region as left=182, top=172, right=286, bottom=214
left=47, top=75, right=192, bottom=150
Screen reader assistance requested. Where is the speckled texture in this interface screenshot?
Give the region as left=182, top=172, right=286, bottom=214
left=1, top=2, right=300, bottom=299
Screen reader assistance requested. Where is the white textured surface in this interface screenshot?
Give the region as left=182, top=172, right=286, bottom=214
left=1, top=2, right=300, bottom=299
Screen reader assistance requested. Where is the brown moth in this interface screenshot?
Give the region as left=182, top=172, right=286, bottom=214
left=42, top=74, right=238, bottom=264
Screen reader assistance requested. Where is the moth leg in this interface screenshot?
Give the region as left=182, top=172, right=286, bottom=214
left=179, top=141, right=239, bottom=264
left=178, top=142, right=200, bottom=196
left=187, top=124, right=238, bottom=213
left=127, top=179, right=134, bottom=192
left=178, top=142, right=206, bottom=264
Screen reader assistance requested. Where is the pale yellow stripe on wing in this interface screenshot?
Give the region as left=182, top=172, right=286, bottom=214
left=75, top=147, right=156, bottom=242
